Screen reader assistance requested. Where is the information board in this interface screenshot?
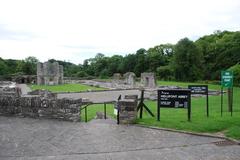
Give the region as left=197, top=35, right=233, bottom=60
left=221, top=71, right=233, bottom=88
left=157, top=89, right=191, bottom=121
left=188, top=85, right=208, bottom=94
left=158, top=89, right=190, bottom=108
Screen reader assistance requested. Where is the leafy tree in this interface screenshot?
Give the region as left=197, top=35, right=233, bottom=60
left=22, top=56, right=39, bottom=75
left=146, top=44, right=174, bottom=73
left=118, top=54, right=137, bottom=73
left=173, top=38, right=203, bottom=81
left=156, top=65, right=174, bottom=80
left=228, top=63, right=240, bottom=86
left=108, top=55, right=123, bottom=75
left=196, top=30, right=240, bottom=80
left=0, top=58, right=8, bottom=75
left=134, top=48, right=147, bottom=76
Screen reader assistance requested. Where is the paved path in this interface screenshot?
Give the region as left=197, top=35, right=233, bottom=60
left=0, top=116, right=240, bottom=160
left=58, top=90, right=143, bottom=103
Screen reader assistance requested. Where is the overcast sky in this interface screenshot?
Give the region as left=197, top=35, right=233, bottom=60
left=0, top=0, right=239, bottom=64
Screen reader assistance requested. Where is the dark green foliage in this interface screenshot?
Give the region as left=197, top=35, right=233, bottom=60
left=0, top=58, right=8, bottom=75
left=228, top=63, right=240, bottom=86
left=156, top=65, right=174, bottom=80
left=196, top=31, right=240, bottom=80
left=134, top=48, right=148, bottom=76
left=173, top=38, right=203, bottom=81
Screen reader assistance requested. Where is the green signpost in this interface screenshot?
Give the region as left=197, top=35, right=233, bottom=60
left=221, top=71, right=233, bottom=88
left=221, top=71, right=233, bottom=116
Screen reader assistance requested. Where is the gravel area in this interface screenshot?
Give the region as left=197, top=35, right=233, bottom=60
left=58, top=89, right=143, bottom=103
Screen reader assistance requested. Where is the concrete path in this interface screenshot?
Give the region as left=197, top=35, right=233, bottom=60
left=0, top=116, right=240, bottom=160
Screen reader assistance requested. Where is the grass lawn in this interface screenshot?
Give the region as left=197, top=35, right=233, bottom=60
left=83, top=80, right=240, bottom=140
left=81, top=103, right=116, bottom=122
left=29, top=83, right=106, bottom=92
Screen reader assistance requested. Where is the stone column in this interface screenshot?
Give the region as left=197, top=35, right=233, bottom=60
left=118, top=98, right=138, bottom=124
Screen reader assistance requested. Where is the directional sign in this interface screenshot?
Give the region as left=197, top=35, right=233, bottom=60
left=221, top=71, right=233, bottom=88
left=188, top=85, right=209, bottom=117
left=188, top=85, right=208, bottom=95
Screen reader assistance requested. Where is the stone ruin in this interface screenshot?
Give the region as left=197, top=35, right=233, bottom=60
left=0, top=82, right=83, bottom=122
left=123, top=72, right=136, bottom=86
left=111, top=72, right=136, bottom=88
left=112, top=73, right=122, bottom=84
left=113, top=73, right=122, bottom=80
left=0, top=81, right=19, bottom=96
left=141, top=72, right=157, bottom=88
left=37, top=62, right=64, bottom=85
left=13, top=75, right=36, bottom=84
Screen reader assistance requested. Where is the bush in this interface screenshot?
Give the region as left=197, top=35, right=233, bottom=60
left=156, top=65, right=174, bottom=80
left=228, top=63, right=240, bottom=86
left=75, top=71, right=88, bottom=78
left=99, top=69, right=110, bottom=79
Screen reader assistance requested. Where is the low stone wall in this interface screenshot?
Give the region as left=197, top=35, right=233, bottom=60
left=0, top=95, right=82, bottom=122
left=118, top=95, right=138, bottom=124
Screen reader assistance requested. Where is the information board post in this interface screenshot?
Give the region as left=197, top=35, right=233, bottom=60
left=188, top=85, right=209, bottom=117
left=187, top=91, right=191, bottom=121
left=206, top=86, right=209, bottom=117
left=221, top=87, right=223, bottom=117
left=230, top=87, right=233, bottom=116
left=137, top=89, right=154, bottom=119
left=157, top=97, right=160, bottom=121
left=221, top=71, right=234, bottom=116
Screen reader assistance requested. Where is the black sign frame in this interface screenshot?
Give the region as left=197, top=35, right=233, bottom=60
left=157, top=89, right=191, bottom=122
left=188, top=85, right=209, bottom=117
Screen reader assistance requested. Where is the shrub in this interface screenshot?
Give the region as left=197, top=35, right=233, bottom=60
left=228, top=63, right=240, bottom=86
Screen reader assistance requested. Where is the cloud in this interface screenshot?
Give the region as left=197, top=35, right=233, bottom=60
left=0, top=24, right=35, bottom=41
left=0, top=0, right=239, bottom=64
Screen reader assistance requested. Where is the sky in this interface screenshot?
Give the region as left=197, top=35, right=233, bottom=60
left=0, top=0, right=239, bottom=64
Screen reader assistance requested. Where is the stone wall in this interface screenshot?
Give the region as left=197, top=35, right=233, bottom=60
left=118, top=95, right=138, bottom=124
left=37, top=62, right=64, bottom=85
left=123, top=72, right=136, bottom=86
left=141, top=72, right=157, bottom=88
left=0, top=95, right=82, bottom=122
left=12, top=75, right=36, bottom=84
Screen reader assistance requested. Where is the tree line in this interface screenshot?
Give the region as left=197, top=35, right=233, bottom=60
left=0, top=30, right=240, bottom=84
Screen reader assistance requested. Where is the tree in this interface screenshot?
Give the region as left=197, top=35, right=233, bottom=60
left=228, top=63, right=240, bottom=86
left=195, top=31, right=240, bottom=80
left=173, top=38, right=203, bottom=81
left=108, top=55, right=123, bottom=75
left=118, top=54, right=137, bottom=73
left=156, top=65, right=174, bottom=80
left=0, top=59, right=8, bottom=75
left=22, top=56, right=39, bottom=75
left=146, top=44, right=174, bottom=72
left=134, top=48, right=147, bottom=76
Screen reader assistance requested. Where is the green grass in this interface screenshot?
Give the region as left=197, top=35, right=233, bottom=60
left=83, top=80, right=240, bottom=140
left=137, top=81, right=240, bottom=139
left=81, top=103, right=115, bottom=122
left=29, top=83, right=106, bottom=92
left=157, top=80, right=221, bottom=90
